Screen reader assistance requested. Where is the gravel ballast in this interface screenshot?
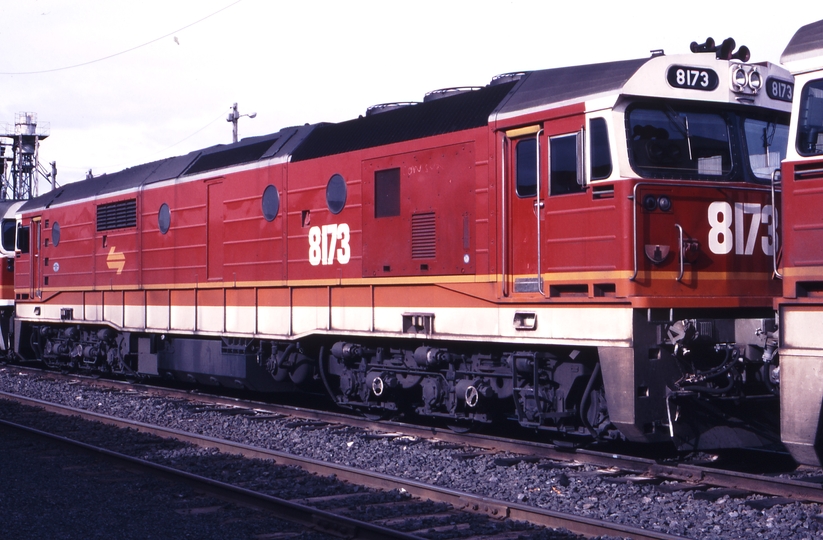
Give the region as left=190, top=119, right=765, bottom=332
left=0, top=422, right=340, bottom=540
left=1, top=367, right=822, bottom=539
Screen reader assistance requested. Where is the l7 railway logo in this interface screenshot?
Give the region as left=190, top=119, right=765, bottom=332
left=308, top=223, right=351, bottom=266
left=106, top=246, right=126, bottom=274
left=707, top=202, right=775, bottom=256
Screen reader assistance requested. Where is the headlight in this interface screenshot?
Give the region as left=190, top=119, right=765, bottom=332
left=748, top=70, right=762, bottom=91
left=733, top=67, right=748, bottom=88
left=730, top=65, right=763, bottom=95
left=642, top=194, right=658, bottom=212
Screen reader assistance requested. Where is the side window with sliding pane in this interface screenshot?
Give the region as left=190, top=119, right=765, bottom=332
left=550, top=133, right=583, bottom=195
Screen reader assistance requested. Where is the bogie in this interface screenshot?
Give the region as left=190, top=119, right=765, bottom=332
left=322, top=338, right=613, bottom=439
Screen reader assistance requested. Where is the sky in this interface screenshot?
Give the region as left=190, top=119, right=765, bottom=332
left=1, top=0, right=821, bottom=190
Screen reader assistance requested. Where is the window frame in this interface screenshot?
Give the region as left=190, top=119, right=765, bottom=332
left=515, top=137, right=538, bottom=198
left=588, top=116, right=613, bottom=181
left=16, top=224, right=29, bottom=254
left=1, top=219, right=16, bottom=252
left=796, top=78, right=823, bottom=157
left=549, top=131, right=585, bottom=196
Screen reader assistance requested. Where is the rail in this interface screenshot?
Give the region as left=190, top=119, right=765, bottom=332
left=5, top=368, right=822, bottom=503
left=0, top=388, right=685, bottom=540
left=0, top=416, right=419, bottom=540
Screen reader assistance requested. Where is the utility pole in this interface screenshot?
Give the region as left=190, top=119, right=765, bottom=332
left=226, top=102, right=256, bottom=144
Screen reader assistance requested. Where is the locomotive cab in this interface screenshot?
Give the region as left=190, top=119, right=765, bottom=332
left=490, top=43, right=790, bottom=450
left=0, top=201, right=23, bottom=353
left=776, top=19, right=823, bottom=466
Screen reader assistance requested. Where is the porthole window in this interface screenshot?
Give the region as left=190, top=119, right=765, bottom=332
left=158, top=203, right=170, bottom=234
left=326, top=174, right=347, bottom=214
left=262, top=185, right=280, bottom=222
left=51, top=222, right=61, bottom=247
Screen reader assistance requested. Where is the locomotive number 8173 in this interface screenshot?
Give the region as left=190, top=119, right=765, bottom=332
left=5, top=35, right=794, bottom=455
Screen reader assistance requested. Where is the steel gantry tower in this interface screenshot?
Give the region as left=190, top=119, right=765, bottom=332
left=0, top=112, right=55, bottom=200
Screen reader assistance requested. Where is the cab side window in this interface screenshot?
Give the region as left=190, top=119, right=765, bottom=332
left=515, top=138, right=537, bottom=197
left=16, top=224, right=29, bottom=254
left=1, top=219, right=15, bottom=252
left=797, top=79, right=823, bottom=156
left=550, top=133, right=583, bottom=195
left=590, top=118, right=612, bottom=180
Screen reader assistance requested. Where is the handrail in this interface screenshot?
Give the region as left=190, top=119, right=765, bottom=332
left=675, top=224, right=685, bottom=282
left=501, top=135, right=508, bottom=296
left=535, top=129, right=545, bottom=296
left=770, top=169, right=782, bottom=279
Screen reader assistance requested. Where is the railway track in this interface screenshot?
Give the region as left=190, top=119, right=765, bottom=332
left=5, top=365, right=821, bottom=504
left=1, top=417, right=420, bottom=540
left=0, top=390, right=682, bottom=540
left=2, top=365, right=822, bottom=538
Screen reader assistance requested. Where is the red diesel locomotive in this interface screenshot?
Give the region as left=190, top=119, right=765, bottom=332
left=0, top=201, right=23, bottom=355
left=11, top=40, right=792, bottom=452
left=778, top=19, right=823, bottom=466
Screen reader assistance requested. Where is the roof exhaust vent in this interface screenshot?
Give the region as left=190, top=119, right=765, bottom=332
left=423, top=87, right=483, bottom=103
left=365, top=102, right=419, bottom=116
left=490, top=72, right=527, bottom=86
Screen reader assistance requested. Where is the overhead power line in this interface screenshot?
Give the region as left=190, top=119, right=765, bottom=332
left=0, top=0, right=243, bottom=75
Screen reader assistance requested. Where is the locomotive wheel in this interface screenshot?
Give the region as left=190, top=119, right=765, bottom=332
left=317, top=346, right=345, bottom=405
left=270, top=364, right=290, bottom=382
left=446, top=421, right=473, bottom=434
left=583, top=388, right=609, bottom=435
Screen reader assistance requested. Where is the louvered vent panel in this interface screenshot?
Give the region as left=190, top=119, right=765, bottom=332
left=411, top=212, right=436, bottom=259
left=97, top=199, right=137, bottom=231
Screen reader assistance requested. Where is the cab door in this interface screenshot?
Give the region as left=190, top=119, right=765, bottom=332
left=506, top=118, right=586, bottom=297
left=506, top=126, right=543, bottom=295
